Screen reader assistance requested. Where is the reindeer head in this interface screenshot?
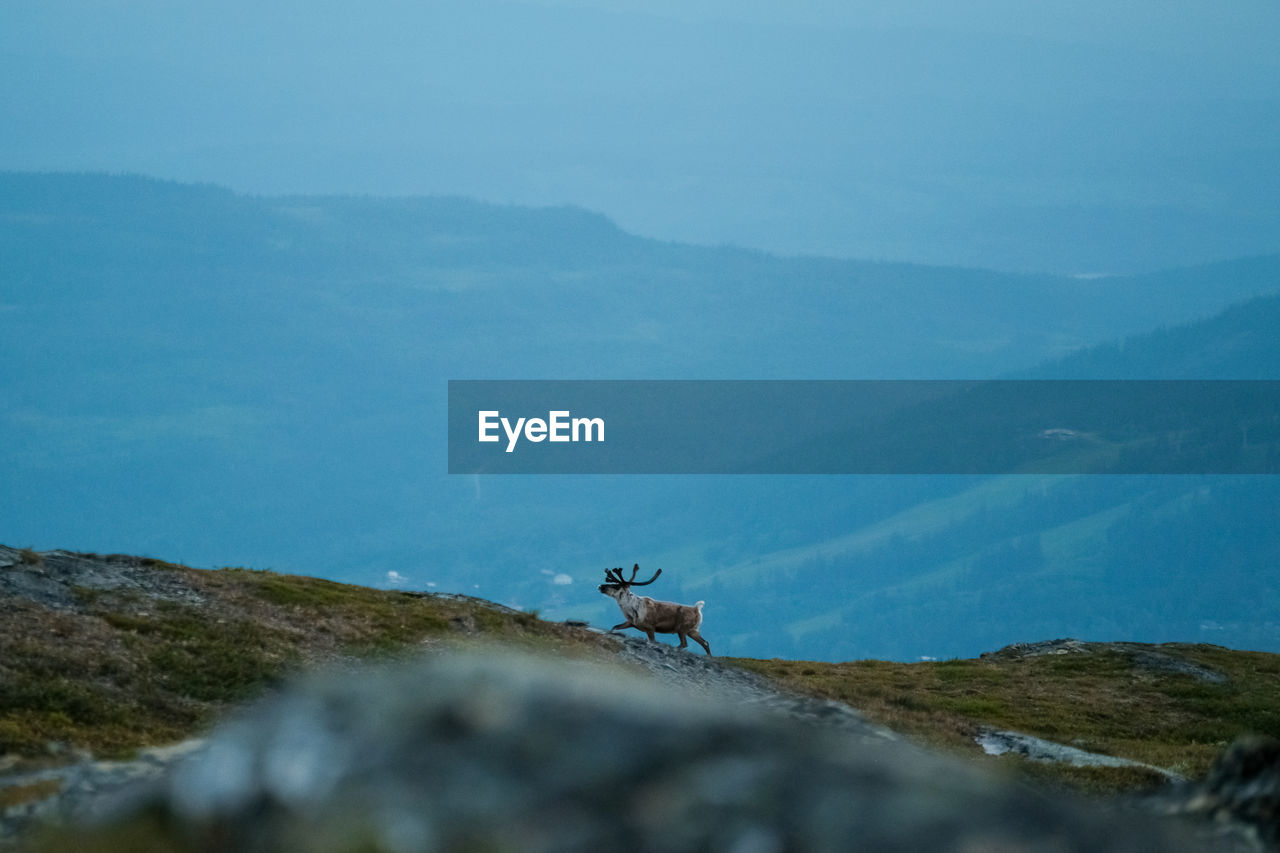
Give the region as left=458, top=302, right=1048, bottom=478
left=597, top=563, right=662, bottom=601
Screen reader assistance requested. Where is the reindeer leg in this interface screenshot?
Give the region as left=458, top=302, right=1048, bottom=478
left=690, top=631, right=712, bottom=656
left=677, top=632, right=689, bottom=649
left=644, top=628, right=656, bottom=642
left=610, top=621, right=633, bottom=633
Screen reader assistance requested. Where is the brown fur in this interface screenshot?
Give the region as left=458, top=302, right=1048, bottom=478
left=599, top=566, right=711, bottom=655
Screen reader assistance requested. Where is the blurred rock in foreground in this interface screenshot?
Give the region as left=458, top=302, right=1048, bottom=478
left=29, top=650, right=1242, bottom=852
left=1147, top=735, right=1280, bottom=849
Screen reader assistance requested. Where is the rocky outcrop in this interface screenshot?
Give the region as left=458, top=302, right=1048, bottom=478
left=1148, top=736, right=1280, bottom=850
left=0, top=741, right=204, bottom=844
left=983, top=637, right=1229, bottom=683
left=20, top=649, right=1246, bottom=852
left=976, top=728, right=1185, bottom=781
left=0, top=546, right=204, bottom=613
left=610, top=633, right=901, bottom=740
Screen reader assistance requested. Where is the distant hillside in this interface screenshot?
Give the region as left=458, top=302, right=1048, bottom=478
left=680, top=294, right=1280, bottom=660
left=7, top=3, right=1279, bottom=273
left=4, top=172, right=1278, bottom=385
left=4, top=172, right=1280, bottom=664
left=1025, top=290, right=1280, bottom=379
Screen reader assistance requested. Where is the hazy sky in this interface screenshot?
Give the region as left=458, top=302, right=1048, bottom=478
left=4, top=0, right=1279, bottom=272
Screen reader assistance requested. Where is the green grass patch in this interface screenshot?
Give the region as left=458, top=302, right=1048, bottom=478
left=935, top=696, right=1008, bottom=718
left=247, top=574, right=360, bottom=608
left=990, top=755, right=1172, bottom=793
left=23, top=811, right=188, bottom=853
left=732, top=643, right=1280, bottom=795
left=137, top=557, right=183, bottom=570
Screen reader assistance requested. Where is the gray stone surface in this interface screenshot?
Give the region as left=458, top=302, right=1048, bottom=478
left=0, top=546, right=204, bottom=612
left=0, top=741, right=205, bottom=844
left=982, top=637, right=1229, bottom=683
left=1147, top=736, right=1280, bottom=850
left=611, top=633, right=900, bottom=743
left=976, top=728, right=1185, bottom=781
left=51, top=650, right=1239, bottom=852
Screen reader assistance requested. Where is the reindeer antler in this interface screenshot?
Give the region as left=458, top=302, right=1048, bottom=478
left=627, top=564, right=662, bottom=587
left=602, top=564, right=662, bottom=586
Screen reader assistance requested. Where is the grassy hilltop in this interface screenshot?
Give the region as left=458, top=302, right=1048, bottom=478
left=0, top=548, right=613, bottom=769
left=2, top=546, right=1278, bottom=801
left=738, top=643, right=1280, bottom=792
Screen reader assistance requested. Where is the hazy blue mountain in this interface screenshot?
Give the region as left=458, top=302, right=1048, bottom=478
left=1025, top=291, right=1280, bottom=379
left=3, top=1, right=1278, bottom=273
left=3, top=173, right=1279, bottom=661
left=693, top=298, right=1280, bottom=661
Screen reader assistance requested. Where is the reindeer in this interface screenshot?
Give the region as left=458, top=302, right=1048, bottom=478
left=598, top=564, right=711, bottom=655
